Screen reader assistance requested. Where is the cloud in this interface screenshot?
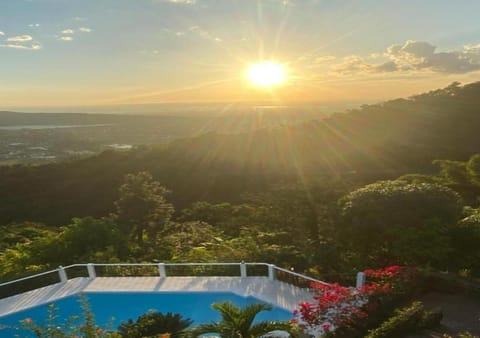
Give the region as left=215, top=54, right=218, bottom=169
left=58, top=27, right=92, bottom=41
left=7, top=35, right=33, bottom=42
left=2, top=33, right=41, bottom=50
left=29, top=23, right=40, bottom=28
left=0, top=43, right=41, bottom=50
left=331, top=40, right=480, bottom=75
left=374, top=61, right=398, bottom=72
left=60, top=27, right=92, bottom=35
left=333, top=57, right=402, bottom=75
left=464, top=44, right=480, bottom=53
left=388, top=40, right=435, bottom=61
left=332, top=56, right=373, bottom=74
left=189, top=26, right=222, bottom=42
left=315, top=55, right=336, bottom=63
left=385, top=40, right=480, bottom=74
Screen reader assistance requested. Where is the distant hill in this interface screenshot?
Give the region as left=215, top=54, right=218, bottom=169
left=160, top=81, right=480, bottom=177
left=0, top=81, right=479, bottom=225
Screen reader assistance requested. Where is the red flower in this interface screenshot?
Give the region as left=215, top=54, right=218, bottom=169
left=296, top=265, right=414, bottom=333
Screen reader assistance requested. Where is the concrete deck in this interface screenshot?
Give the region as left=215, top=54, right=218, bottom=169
left=0, top=277, right=314, bottom=318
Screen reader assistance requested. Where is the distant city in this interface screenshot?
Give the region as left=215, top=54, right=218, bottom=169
left=0, top=104, right=331, bottom=164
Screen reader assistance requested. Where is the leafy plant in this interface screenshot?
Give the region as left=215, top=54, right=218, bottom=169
left=13, top=295, right=118, bottom=338
left=365, top=301, right=441, bottom=338
left=188, top=301, right=297, bottom=338
left=118, top=311, right=192, bottom=338
left=293, top=266, right=419, bottom=337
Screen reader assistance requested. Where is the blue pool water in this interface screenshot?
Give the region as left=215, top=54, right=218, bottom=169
left=0, top=292, right=292, bottom=337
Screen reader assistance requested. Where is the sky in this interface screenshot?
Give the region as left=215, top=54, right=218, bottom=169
left=1, top=0, right=480, bottom=111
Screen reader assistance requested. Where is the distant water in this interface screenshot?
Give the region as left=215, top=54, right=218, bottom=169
left=0, top=124, right=112, bottom=130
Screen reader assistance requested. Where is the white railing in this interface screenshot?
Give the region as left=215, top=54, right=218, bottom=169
left=0, top=262, right=336, bottom=299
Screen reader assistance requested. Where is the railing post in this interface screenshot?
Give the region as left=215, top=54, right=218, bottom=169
left=240, top=262, right=247, bottom=278
left=268, top=264, right=276, bottom=281
left=158, top=263, right=167, bottom=278
left=58, top=266, right=68, bottom=283
left=87, top=263, right=96, bottom=279
left=356, top=271, right=366, bottom=289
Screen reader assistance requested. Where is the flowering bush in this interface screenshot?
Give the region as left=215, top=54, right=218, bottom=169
left=293, top=266, right=416, bottom=337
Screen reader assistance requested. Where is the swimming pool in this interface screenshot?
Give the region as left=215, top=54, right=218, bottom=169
left=0, top=292, right=293, bottom=337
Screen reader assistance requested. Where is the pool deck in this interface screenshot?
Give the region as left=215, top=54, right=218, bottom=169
left=0, top=277, right=314, bottom=318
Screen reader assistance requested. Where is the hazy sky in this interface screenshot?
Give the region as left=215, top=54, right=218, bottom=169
left=1, top=0, right=480, bottom=109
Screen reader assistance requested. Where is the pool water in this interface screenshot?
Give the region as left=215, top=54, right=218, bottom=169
left=0, top=292, right=292, bottom=337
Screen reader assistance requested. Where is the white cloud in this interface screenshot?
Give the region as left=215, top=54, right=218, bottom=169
left=386, top=40, right=480, bottom=74
left=315, top=55, right=336, bottom=63
left=0, top=43, right=41, bottom=50
left=29, top=23, right=40, bottom=28
left=7, top=35, right=33, bottom=42
left=189, top=26, right=222, bottom=43
left=58, top=27, right=91, bottom=41
left=464, top=44, right=480, bottom=52
left=331, top=40, right=480, bottom=75
left=166, top=25, right=222, bottom=43
left=332, top=56, right=373, bottom=74
left=0, top=31, right=5, bottom=36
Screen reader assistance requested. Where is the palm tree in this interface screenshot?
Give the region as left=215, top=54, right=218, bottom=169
left=188, top=301, right=298, bottom=338
left=118, top=311, right=193, bottom=338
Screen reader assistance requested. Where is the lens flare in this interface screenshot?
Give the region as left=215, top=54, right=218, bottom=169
left=246, top=61, right=287, bottom=87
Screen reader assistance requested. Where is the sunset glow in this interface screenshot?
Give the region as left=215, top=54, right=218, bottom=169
left=0, top=1, right=479, bottom=109
left=247, top=62, right=287, bottom=88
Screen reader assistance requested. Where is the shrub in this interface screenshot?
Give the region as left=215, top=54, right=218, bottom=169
left=117, top=312, right=192, bottom=338
left=293, top=266, right=421, bottom=337
left=365, top=301, right=441, bottom=338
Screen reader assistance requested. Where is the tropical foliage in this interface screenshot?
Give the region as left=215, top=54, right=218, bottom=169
left=188, top=301, right=297, bottom=338
left=1, top=83, right=480, bottom=337
left=294, top=266, right=421, bottom=337
left=118, top=311, right=192, bottom=338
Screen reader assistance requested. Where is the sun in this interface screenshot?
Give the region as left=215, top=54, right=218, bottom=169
left=246, top=61, right=287, bottom=88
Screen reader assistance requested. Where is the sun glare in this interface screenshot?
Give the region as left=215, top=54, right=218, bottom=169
left=246, top=61, right=287, bottom=88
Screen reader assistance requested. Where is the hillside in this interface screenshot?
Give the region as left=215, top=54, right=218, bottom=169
left=0, top=82, right=479, bottom=225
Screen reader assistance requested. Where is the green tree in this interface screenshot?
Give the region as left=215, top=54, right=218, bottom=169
left=466, top=154, right=480, bottom=187
left=448, top=207, right=480, bottom=273
left=0, top=222, right=54, bottom=252
left=114, top=171, right=174, bottom=244
left=179, top=202, right=257, bottom=237
left=0, top=217, right=123, bottom=281
left=162, top=221, right=223, bottom=261
left=338, top=180, right=463, bottom=267
left=188, top=302, right=297, bottom=338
